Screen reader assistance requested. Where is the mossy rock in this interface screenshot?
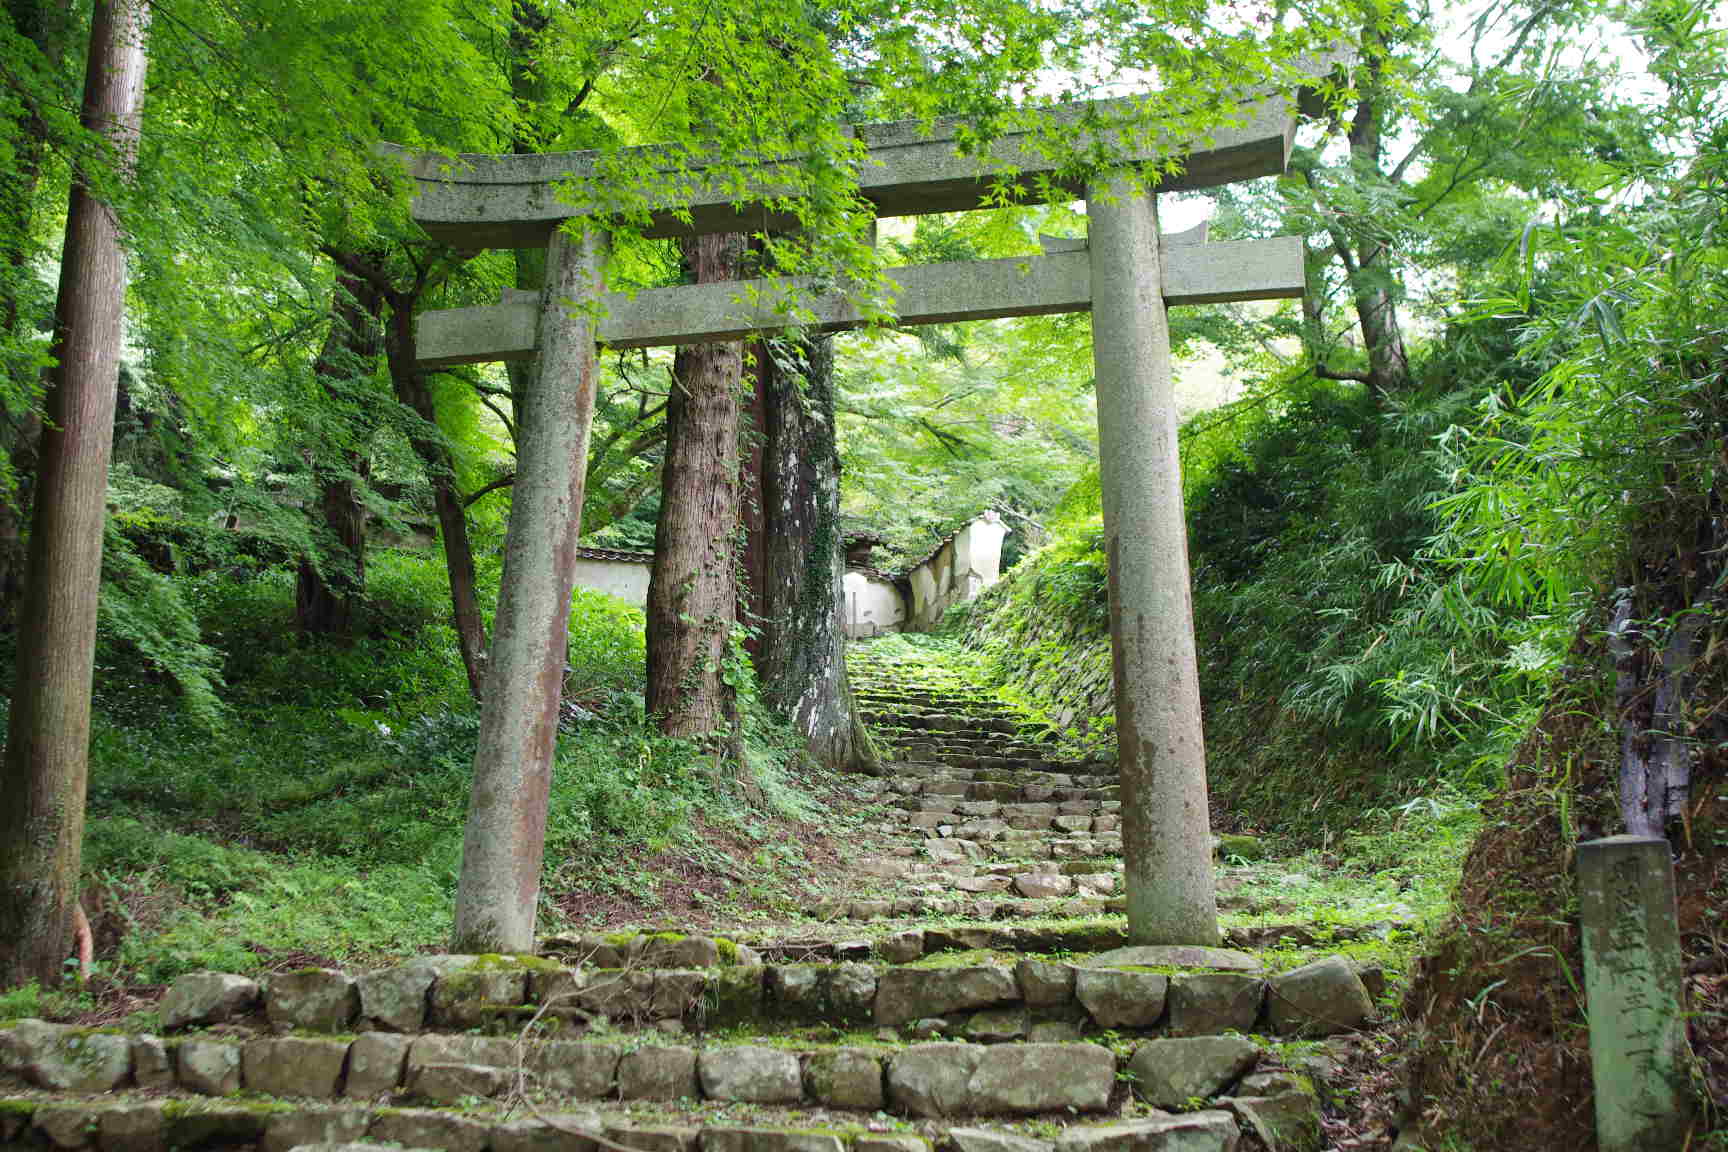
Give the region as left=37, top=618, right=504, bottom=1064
left=1217, top=834, right=1268, bottom=861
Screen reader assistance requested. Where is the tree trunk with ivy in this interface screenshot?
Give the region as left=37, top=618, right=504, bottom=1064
left=745, top=334, right=871, bottom=771
left=294, top=269, right=384, bottom=637
left=646, top=232, right=744, bottom=741
left=0, top=0, right=70, bottom=632
left=0, top=0, right=149, bottom=989
left=385, top=305, right=489, bottom=698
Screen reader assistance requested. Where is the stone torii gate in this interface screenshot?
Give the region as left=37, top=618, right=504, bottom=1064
left=402, top=93, right=1306, bottom=953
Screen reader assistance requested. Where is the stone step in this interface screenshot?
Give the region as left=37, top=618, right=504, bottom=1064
left=120, top=953, right=1379, bottom=1054
left=0, top=1088, right=1320, bottom=1152
left=0, top=980, right=1353, bottom=1115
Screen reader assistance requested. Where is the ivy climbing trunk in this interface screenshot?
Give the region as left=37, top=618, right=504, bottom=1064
left=294, top=269, right=385, bottom=637
left=745, top=335, right=867, bottom=770
left=385, top=305, right=489, bottom=698
left=0, top=0, right=69, bottom=632
left=646, top=232, right=744, bottom=741
left=0, top=0, right=150, bottom=988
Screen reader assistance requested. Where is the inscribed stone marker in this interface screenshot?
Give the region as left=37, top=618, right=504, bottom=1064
left=1577, top=835, right=1693, bottom=1151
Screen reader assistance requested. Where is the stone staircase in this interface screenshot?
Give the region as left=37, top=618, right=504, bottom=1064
left=0, top=930, right=1372, bottom=1152
left=838, top=642, right=1126, bottom=923
left=0, top=640, right=1386, bottom=1152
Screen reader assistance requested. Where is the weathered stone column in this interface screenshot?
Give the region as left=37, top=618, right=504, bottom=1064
left=1086, top=177, right=1219, bottom=945
left=453, top=222, right=609, bottom=953
left=1578, top=835, right=1694, bottom=1151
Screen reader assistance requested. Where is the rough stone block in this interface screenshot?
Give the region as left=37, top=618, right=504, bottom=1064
left=1027, top=1019, right=1082, bottom=1043
left=855, top=1136, right=930, bottom=1152
left=875, top=966, right=1018, bottom=1026
left=430, top=967, right=529, bottom=1030
left=962, top=1008, right=1028, bottom=1042
left=35, top=1104, right=98, bottom=1149
left=132, top=1035, right=174, bottom=1090
left=370, top=1108, right=490, bottom=1152
left=1223, top=1093, right=1321, bottom=1152
left=1054, top=1113, right=1240, bottom=1152
left=529, top=1040, right=619, bottom=1098
left=344, top=1032, right=411, bottom=1099
left=162, top=1103, right=266, bottom=1148
left=652, top=970, right=708, bottom=1023
left=11, top=1020, right=131, bottom=1092
left=576, top=970, right=655, bottom=1023
left=886, top=1042, right=985, bottom=1117
left=803, top=1048, right=884, bottom=1109
left=702, top=1129, right=845, bottom=1152
left=1266, top=957, right=1372, bottom=1037
left=1013, top=874, right=1075, bottom=899
left=243, top=1036, right=350, bottom=1097
left=1088, top=946, right=1261, bottom=974
left=175, top=1038, right=242, bottom=1096
left=358, top=963, right=438, bottom=1032
left=491, top=1112, right=604, bottom=1152
left=262, top=1107, right=370, bottom=1152
left=605, top=1126, right=697, bottom=1152
left=1166, top=974, right=1265, bottom=1036
left=949, top=1129, right=1052, bottom=1152
left=267, top=968, right=358, bottom=1033
left=161, top=972, right=260, bottom=1031
left=410, top=1061, right=506, bottom=1101
left=1128, top=1036, right=1259, bottom=1109
left=1075, top=969, right=1167, bottom=1029
left=1015, top=960, right=1075, bottom=1007
left=706, top=966, right=766, bottom=1028
left=829, top=962, right=877, bottom=1024
left=768, top=965, right=826, bottom=1022
left=967, top=1042, right=1115, bottom=1114
left=642, top=935, right=721, bottom=969
left=618, top=1045, right=698, bottom=1100
left=97, top=1102, right=168, bottom=1152
left=528, top=966, right=588, bottom=1010
left=697, top=1046, right=801, bottom=1103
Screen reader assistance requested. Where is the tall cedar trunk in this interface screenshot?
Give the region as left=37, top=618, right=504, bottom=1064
left=385, top=304, right=489, bottom=698
left=0, top=0, right=149, bottom=989
left=0, top=0, right=68, bottom=631
left=738, top=348, right=769, bottom=660
left=294, top=270, right=384, bottom=636
left=745, top=335, right=866, bottom=770
left=646, top=232, right=744, bottom=741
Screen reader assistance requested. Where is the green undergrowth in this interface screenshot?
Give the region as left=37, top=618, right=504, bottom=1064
left=952, top=371, right=1561, bottom=846
left=2, top=549, right=819, bottom=987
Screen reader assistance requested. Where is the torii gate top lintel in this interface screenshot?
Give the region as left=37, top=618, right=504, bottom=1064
left=401, top=92, right=1297, bottom=250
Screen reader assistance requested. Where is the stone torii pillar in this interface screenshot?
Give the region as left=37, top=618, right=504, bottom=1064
left=1089, top=180, right=1214, bottom=943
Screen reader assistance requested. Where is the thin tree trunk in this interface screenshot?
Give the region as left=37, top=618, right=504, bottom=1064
left=0, top=0, right=149, bottom=989
left=747, top=335, right=867, bottom=770
left=294, top=270, right=384, bottom=636
left=386, top=305, right=489, bottom=698
left=646, top=232, right=744, bottom=741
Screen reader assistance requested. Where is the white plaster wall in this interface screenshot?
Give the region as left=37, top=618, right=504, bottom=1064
left=572, top=557, right=652, bottom=607
left=844, top=571, right=906, bottom=638
left=905, top=511, right=1008, bottom=629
